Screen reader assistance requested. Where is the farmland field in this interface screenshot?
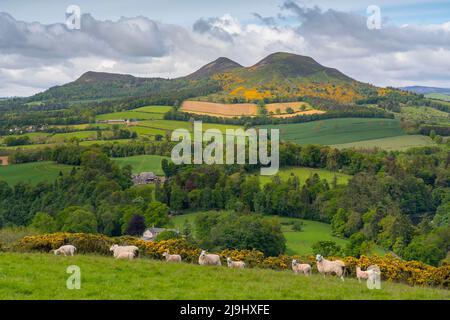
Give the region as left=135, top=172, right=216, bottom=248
left=181, top=100, right=322, bottom=118
left=0, top=161, right=73, bottom=185
left=425, top=93, right=450, bottom=101
left=95, top=105, right=172, bottom=121
left=1, top=253, right=447, bottom=300
left=332, top=135, right=436, bottom=151
left=171, top=211, right=352, bottom=256
left=259, top=118, right=405, bottom=145
left=112, top=155, right=169, bottom=175
left=259, top=166, right=351, bottom=186
left=399, top=106, right=450, bottom=124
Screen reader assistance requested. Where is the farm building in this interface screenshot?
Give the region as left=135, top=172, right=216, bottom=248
left=142, top=227, right=179, bottom=241
left=132, top=172, right=158, bottom=185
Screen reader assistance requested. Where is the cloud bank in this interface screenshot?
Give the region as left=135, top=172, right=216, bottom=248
left=0, top=1, right=449, bottom=96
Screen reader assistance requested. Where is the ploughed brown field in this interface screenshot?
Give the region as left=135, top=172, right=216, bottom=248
left=181, top=101, right=325, bottom=118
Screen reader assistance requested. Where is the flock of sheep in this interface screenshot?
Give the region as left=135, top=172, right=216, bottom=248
left=52, top=244, right=376, bottom=282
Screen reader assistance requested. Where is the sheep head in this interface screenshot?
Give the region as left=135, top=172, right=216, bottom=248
left=316, top=254, right=323, bottom=262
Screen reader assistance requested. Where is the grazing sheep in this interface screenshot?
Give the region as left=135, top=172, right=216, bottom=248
left=115, top=251, right=135, bottom=260
left=109, top=244, right=139, bottom=258
left=315, top=254, right=346, bottom=281
left=162, top=252, right=182, bottom=262
left=198, top=250, right=222, bottom=266
left=53, top=245, right=76, bottom=256
left=226, top=257, right=245, bottom=269
left=291, top=259, right=312, bottom=276
left=356, top=266, right=373, bottom=283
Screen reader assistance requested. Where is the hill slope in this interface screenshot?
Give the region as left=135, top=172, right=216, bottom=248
left=1, top=253, right=447, bottom=299
left=183, top=57, right=243, bottom=80
left=27, top=52, right=383, bottom=105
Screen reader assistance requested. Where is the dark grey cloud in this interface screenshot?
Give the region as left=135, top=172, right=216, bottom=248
left=193, top=17, right=234, bottom=42
left=281, top=1, right=450, bottom=55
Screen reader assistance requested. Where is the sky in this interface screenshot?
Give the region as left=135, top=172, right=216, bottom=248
left=0, top=0, right=450, bottom=96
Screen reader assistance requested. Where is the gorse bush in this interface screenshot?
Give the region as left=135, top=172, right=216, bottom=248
left=15, top=232, right=450, bottom=288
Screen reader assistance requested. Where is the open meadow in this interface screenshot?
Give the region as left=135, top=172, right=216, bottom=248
left=0, top=252, right=447, bottom=300
left=0, top=161, right=73, bottom=186
left=112, top=155, right=168, bottom=175
left=259, top=118, right=408, bottom=145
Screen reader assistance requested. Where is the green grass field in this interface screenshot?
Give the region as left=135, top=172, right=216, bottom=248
left=259, top=166, right=351, bottom=186
left=0, top=253, right=447, bottom=299
left=425, top=93, right=450, bottom=101
left=259, top=118, right=405, bottom=145
left=112, top=155, right=169, bottom=175
left=171, top=212, right=350, bottom=256
left=332, top=135, right=436, bottom=151
left=399, top=106, right=450, bottom=124
left=0, top=161, right=73, bottom=185
left=95, top=105, right=172, bottom=121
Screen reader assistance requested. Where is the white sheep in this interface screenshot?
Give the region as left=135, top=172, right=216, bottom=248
left=115, top=251, right=135, bottom=260
left=291, top=259, right=312, bottom=276
left=356, top=266, right=373, bottom=283
left=198, top=250, right=222, bottom=266
left=315, top=254, right=346, bottom=281
left=226, top=257, right=245, bottom=269
left=53, top=245, right=76, bottom=256
left=109, top=244, right=139, bottom=258
left=162, top=252, right=182, bottom=262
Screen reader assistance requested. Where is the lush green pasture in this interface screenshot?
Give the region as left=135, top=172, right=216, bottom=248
left=0, top=253, right=447, bottom=299
left=95, top=105, right=172, bottom=121
left=425, top=93, right=450, bottom=101
left=171, top=211, right=350, bottom=256
left=112, top=155, right=169, bottom=175
left=0, top=161, right=73, bottom=185
left=138, top=120, right=242, bottom=134
left=96, top=111, right=164, bottom=121
left=333, top=135, right=436, bottom=151
left=259, top=118, right=404, bottom=145
left=259, top=166, right=351, bottom=186
left=399, top=106, right=450, bottom=124
left=132, top=106, right=173, bottom=113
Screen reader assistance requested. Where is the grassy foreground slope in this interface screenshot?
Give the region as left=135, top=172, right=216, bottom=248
left=0, top=161, right=73, bottom=185
left=0, top=253, right=447, bottom=299
left=259, top=118, right=404, bottom=145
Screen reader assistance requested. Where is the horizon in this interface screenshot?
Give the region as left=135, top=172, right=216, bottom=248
left=1, top=0, right=450, bottom=96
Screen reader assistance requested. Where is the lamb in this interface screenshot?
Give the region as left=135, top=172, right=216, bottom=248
left=53, top=245, right=76, bottom=256
left=291, top=259, right=312, bottom=276
left=109, top=244, right=139, bottom=258
left=226, top=257, right=245, bottom=269
left=162, top=252, right=182, bottom=262
left=315, top=254, right=346, bottom=281
left=198, top=250, right=222, bottom=266
left=115, top=251, right=135, bottom=260
left=356, top=266, right=373, bottom=283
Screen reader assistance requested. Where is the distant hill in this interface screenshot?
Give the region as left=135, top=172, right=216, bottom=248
left=75, top=71, right=137, bottom=83
left=26, top=52, right=401, bottom=105
left=183, top=57, right=242, bottom=80
left=399, top=86, right=450, bottom=95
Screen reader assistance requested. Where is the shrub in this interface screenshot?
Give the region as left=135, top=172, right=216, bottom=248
left=291, top=221, right=303, bottom=232
left=312, top=240, right=342, bottom=257
left=155, top=230, right=179, bottom=242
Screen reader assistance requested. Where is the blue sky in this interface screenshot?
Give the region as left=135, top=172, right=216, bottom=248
left=1, top=0, right=450, bottom=96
